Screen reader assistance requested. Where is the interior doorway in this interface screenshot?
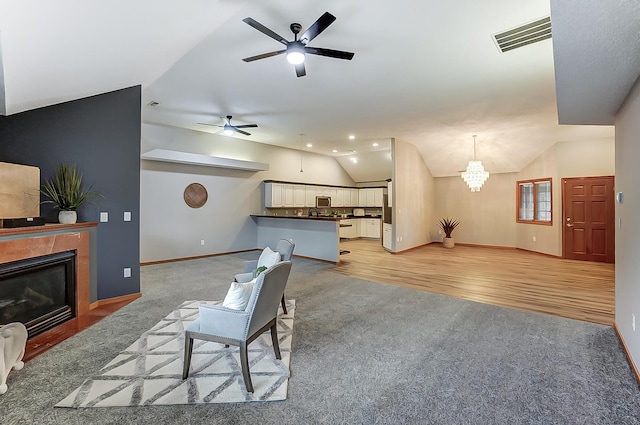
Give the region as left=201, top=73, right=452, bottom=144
left=562, top=176, right=615, bottom=263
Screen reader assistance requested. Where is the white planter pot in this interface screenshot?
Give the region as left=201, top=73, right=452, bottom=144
left=443, top=237, right=455, bottom=249
left=58, top=210, right=77, bottom=224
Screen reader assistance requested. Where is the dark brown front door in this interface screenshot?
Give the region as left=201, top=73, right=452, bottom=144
left=562, top=176, right=615, bottom=263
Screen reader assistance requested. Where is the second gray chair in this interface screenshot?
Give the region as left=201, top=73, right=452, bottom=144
left=183, top=261, right=292, bottom=393
left=235, top=238, right=295, bottom=314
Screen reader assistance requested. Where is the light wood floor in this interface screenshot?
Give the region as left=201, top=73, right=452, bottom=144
left=335, top=239, right=615, bottom=326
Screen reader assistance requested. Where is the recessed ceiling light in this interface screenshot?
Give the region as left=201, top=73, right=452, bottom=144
left=306, top=143, right=312, bottom=148
left=349, top=135, right=355, bottom=140
left=351, top=158, right=358, bottom=164
left=372, top=142, right=379, bottom=147
left=332, top=149, right=338, bottom=153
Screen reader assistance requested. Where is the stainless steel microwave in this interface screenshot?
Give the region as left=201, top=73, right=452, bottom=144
left=316, top=196, right=331, bottom=208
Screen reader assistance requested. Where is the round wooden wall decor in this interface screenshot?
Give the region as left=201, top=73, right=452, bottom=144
left=184, top=183, right=208, bottom=208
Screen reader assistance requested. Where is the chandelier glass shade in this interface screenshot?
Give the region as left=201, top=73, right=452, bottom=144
left=460, top=135, right=489, bottom=192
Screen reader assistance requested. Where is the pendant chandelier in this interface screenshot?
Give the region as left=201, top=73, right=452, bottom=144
left=461, top=135, right=489, bottom=192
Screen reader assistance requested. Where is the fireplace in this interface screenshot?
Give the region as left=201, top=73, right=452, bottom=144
left=0, top=251, right=76, bottom=338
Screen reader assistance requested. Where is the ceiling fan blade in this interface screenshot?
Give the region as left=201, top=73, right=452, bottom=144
left=295, top=63, right=306, bottom=77
left=235, top=129, right=252, bottom=136
left=234, top=124, right=258, bottom=128
left=197, top=123, right=223, bottom=127
left=242, top=17, right=289, bottom=45
left=305, top=46, right=354, bottom=60
left=242, top=50, right=286, bottom=62
left=299, top=12, right=336, bottom=44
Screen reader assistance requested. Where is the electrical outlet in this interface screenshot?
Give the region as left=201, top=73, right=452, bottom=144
left=124, top=267, right=131, bottom=278
left=100, top=212, right=108, bottom=222
left=633, top=314, right=636, bottom=332
left=200, top=240, right=205, bottom=246
left=124, top=211, right=131, bottom=222
left=533, top=236, right=536, bottom=242
left=618, top=217, right=622, bottom=229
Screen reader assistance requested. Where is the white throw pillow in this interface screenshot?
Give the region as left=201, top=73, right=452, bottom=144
left=257, top=246, right=281, bottom=269
left=222, top=280, right=255, bottom=310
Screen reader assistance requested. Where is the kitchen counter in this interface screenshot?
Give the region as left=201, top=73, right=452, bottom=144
left=251, top=215, right=340, bottom=263
left=250, top=214, right=381, bottom=220
left=250, top=214, right=342, bottom=221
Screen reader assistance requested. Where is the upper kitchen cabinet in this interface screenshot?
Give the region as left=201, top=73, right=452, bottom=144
left=305, top=185, right=317, bottom=207
left=359, top=188, right=384, bottom=207
left=265, top=182, right=284, bottom=207
left=294, top=185, right=306, bottom=207
left=350, top=189, right=359, bottom=207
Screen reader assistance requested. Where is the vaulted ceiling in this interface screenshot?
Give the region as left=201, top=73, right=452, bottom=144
left=0, top=0, right=627, bottom=183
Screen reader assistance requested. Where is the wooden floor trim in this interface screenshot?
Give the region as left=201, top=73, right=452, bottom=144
left=90, top=292, right=141, bottom=309
left=140, top=249, right=256, bottom=266
left=614, top=322, right=640, bottom=386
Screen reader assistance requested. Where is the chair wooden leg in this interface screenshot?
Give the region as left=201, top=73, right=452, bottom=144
left=182, top=333, right=194, bottom=380
left=239, top=341, right=254, bottom=393
left=270, top=322, right=281, bottom=360
left=281, top=295, right=287, bottom=315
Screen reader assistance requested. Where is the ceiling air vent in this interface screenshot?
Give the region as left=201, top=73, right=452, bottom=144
left=493, top=16, right=551, bottom=53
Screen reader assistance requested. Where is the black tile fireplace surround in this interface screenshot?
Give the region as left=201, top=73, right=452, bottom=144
left=0, top=251, right=76, bottom=338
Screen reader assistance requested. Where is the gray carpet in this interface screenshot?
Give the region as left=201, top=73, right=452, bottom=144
left=2, top=253, right=640, bottom=424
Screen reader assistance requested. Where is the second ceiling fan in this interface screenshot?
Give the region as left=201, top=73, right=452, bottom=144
left=198, top=115, right=257, bottom=136
left=242, top=11, right=354, bottom=77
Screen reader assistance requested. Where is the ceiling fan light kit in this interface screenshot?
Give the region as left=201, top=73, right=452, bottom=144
left=198, top=115, right=258, bottom=137
left=461, top=135, right=490, bottom=192
left=242, top=12, right=354, bottom=77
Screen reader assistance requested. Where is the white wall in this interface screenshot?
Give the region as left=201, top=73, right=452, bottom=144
left=140, top=123, right=355, bottom=262
left=434, top=173, right=517, bottom=247
left=393, top=139, right=434, bottom=252
left=614, top=77, right=640, bottom=371
left=515, top=138, right=615, bottom=256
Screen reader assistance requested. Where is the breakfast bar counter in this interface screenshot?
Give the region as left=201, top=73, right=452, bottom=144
left=250, top=215, right=341, bottom=263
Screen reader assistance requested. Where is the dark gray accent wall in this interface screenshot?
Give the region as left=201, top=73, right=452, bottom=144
left=0, top=86, right=141, bottom=300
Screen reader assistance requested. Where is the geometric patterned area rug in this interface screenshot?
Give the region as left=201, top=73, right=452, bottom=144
left=56, top=299, right=295, bottom=407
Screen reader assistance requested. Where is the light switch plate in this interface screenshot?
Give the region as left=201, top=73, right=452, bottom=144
left=100, top=212, right=108, bottom=222
left=124, top=267, right=131, bottom=278
left=124, top=211, right=131, bottom=222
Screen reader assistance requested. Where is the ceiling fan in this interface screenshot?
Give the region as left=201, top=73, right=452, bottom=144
left=242, top=11, right=354, bottom=77
left=198, top=115, right=258, bottom=136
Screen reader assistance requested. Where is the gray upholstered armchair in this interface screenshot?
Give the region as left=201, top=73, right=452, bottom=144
left=182, top=261, right=292, bottom=393
left=235, top=239, right=295, bottom=314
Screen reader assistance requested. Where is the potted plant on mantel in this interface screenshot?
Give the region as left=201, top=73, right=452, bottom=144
left=438, top=217, right=460, bottom=249
left=40, top=163, right=102, bottom=224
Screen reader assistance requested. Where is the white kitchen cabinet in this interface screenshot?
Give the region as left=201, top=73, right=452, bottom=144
left=294, top=185, right=306, bottom=207
left=387, top=181, right=392, bottom=207
left=374, top=188, right=383, bottom=207
left=383, top=223, right=392, bottom=250
left=349, top=189, right=358, bottom=206
left=282, top=184, right=295, bottom=207
left=305, top=185, right=317, bottom=207
left=366, top=218, right=381, bottom=238
left=334, top=188, right=345, bottom=207
left=265, top=182, right=284, bottom=207
left=359, top=188, right=376, bottom=207
left=356, top=218, right=364, bottom=237
left=339, top=219, right=355, bottom=238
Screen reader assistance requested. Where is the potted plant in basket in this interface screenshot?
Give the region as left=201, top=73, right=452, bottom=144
left=438, top=217, right=459, bottom=249
left=40, top=163, right=102, bottom=224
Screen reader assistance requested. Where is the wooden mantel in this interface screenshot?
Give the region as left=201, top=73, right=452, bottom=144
left=0, top=222, right=98, bottom=317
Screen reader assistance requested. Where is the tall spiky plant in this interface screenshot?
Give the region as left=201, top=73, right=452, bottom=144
left=438, top=217, right=460, bottom=238
left=40, top=163, right=102, bottom=211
